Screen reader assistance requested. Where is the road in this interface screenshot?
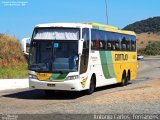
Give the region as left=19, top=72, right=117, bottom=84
left=0, top=56, right=160, bottom=119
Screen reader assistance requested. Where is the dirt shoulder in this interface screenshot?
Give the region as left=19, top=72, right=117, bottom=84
left=84, top=79, right=160, bottom=105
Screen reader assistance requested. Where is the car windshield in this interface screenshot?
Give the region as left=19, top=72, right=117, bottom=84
left=29, top=40, right=79, bottom=73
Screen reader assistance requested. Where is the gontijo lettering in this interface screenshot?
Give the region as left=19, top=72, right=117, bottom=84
left=115, top=54, right=128, bottom=61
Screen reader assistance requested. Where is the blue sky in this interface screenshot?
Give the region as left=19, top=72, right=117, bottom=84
left=0, top=0, right=160, bottom=40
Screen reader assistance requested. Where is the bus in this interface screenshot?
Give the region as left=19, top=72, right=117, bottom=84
left=28, top=22, right=137, bottom=95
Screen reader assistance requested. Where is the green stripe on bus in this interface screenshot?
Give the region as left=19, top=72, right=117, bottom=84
left=51, top=73, right=68, bottom=80
left=99, top=51, right=115, bottom=79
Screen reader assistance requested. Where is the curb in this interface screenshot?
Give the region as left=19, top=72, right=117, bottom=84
left=0, top=79, right=29, bottom=91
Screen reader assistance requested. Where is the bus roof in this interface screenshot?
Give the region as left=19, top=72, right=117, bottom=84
left=35, top=22, right=136, bottom=36
left=84, top=23, right=136, bottom=36
left=36, top=23, right=92, bottom=29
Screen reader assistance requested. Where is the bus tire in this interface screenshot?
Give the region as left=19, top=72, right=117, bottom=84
left=44, top=90, right=55, bottom=96
left=121, top=72, right=127, bottom=86
left=126, top=70, right=130, bottom=84
left=86, top=76, right=96, bottom=95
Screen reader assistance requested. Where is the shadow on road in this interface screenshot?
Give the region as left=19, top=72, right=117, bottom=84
left=3, top=89, right=85, bottom=100
left=2, top=83, right=131, bottom=100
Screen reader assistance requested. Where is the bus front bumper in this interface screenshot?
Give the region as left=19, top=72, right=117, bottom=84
left=29, top=78, right=83, bottom=91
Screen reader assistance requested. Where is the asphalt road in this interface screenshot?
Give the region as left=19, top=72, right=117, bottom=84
left=0, top=56, right=160, bottom=119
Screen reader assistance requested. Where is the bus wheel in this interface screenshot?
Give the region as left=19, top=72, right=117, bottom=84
left=126, top=71, right=130, bottom=85
left=86, top=76, right=95, bottom=95
left=121, top=72, right=127, bottom=86
left=44, top=90, right=55, bottom=96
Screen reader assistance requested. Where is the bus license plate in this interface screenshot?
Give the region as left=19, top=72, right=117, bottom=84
left=47, top=83, right=55, bottom=87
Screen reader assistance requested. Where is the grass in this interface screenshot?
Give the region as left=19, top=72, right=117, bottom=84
left=0, top=63, right=28, bottom=79
left=0, top=34, right=28, bottom=79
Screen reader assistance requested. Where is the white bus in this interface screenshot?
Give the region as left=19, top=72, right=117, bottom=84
left=28, top=23, right=137, bottom=95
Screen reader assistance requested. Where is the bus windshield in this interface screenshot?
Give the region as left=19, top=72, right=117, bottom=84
left=29, top=40, right=79, bottom=73
left=33, top=28, right=80, bottom=40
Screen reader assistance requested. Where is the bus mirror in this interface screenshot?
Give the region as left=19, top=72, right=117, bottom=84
left=21, top=37, right=30, bottom=56
left=78, top=39, right=84, bottom=55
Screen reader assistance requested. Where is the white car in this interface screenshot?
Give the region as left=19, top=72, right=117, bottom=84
left=137, top=54, right=144, bottom=60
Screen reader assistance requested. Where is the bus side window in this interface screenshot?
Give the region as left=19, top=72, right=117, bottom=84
left=107, top=42, right=111, bottom=50
left=115, top=42, right=120, bottom=50
left=104, top=32, right=108, bottom=50
left=131, top=38, right=136, bottom=51
left=126, top=37, right=131, bottom=51
left=132, top=44, right=135, bottom=51
left=100, top=41, right=103, bottom=49
left=91, top=29, right=97, bottom=50
left=121, top=37, right=127, bottom=51
left=91, top=41, right=94, bottom=48
left=99, top=41, right=105, bottom=50
left=122, top=44, right=126, bottom=50
left=114, top=34, right=120, bottom=51
left=104, top=41, right=108, bottom=49
left=112, top=42, right=116, bottom=50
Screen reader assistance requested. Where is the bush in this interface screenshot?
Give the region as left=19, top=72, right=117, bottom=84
left=139, top=41, right=160, bottom=55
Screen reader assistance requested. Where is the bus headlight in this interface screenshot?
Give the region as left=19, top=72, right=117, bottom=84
left=29, top=74, right=38, bottom=79
left=65, top=75, right=79, bottom=80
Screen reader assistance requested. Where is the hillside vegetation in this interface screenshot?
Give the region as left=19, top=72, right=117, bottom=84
left=123, top=16, right=160, bottom=33
left=123, top=17, right=160, bottom=55
left=0, top=34, right=28, bottom=78
left=141, top=41, right=160, bottom=55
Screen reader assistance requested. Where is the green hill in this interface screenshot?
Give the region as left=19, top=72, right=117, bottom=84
left=0, top=34, right=28, bottom=78
left=123, top=16, right=160, bottom=33
left=123, top=17, right=160, bottom=55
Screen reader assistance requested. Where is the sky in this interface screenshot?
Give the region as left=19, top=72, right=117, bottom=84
left=0, top=0, right=160, bottom=40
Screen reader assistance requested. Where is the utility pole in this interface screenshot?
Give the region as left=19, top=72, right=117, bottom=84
left=105, top=0, right=109, bottom=24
